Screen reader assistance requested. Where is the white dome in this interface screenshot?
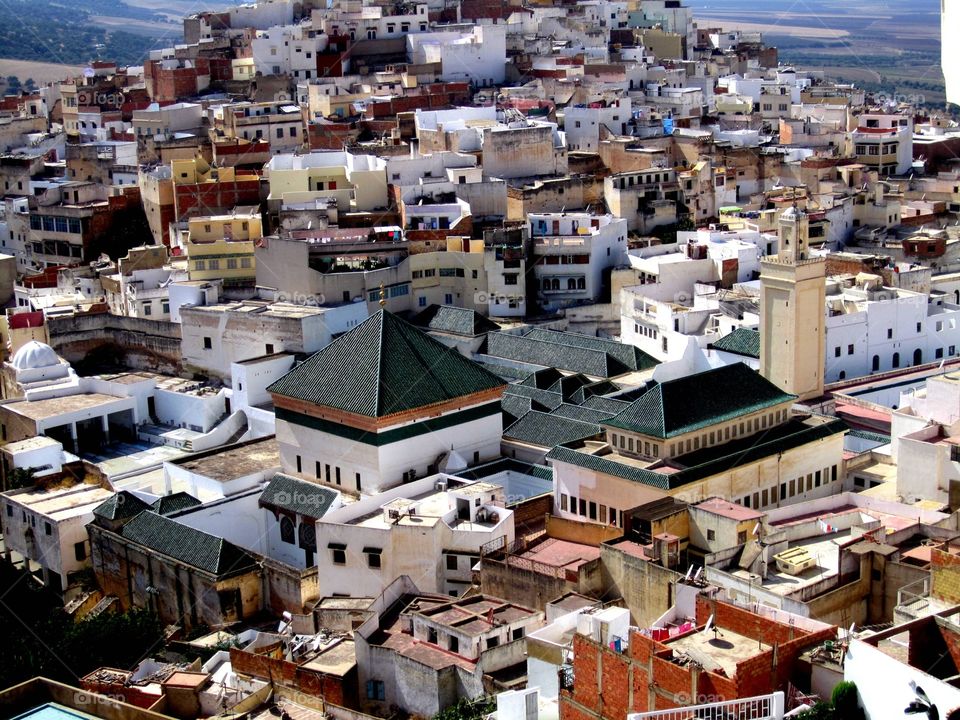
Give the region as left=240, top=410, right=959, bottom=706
left=11, top=341, right=60, bottom=371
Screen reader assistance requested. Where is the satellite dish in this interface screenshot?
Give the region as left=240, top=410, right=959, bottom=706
left=693, top=567, right=703, bottom=582
left=684, top=565, right=694, bottom=581
left=752, top=522, right=761, bottom=537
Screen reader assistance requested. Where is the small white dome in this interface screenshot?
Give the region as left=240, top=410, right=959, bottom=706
left=11, top=341, right=60, bottom=371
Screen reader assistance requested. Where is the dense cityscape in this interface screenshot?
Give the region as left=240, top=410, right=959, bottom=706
left=0, top=1, right=958, bottom=719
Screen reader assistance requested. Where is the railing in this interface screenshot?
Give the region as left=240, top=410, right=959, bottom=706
left=627, top=692, right=785, bottom=720
left=896, top=576, right=932, bottom=619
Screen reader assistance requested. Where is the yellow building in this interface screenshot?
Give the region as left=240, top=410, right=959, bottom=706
left=182, top=206, right=262, bottom=286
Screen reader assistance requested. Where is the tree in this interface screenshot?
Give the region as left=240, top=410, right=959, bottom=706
left=831, top=681, right=864, bottom=720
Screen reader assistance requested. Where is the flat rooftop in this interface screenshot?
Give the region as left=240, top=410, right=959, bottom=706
left=186, top=300, right=341, bottom=319
left=172, top=437, right=280, bottom=482
left=5, top=392, right=130, bottom=421
left=300, top=638, right=356, bottom=676
left=667, top=626, right=770, bottom=677
left=517, top=537, right=601, bottom=572
left=5, top=482, right=113, bottom=520
left=730, top=530, right=848, bottom=597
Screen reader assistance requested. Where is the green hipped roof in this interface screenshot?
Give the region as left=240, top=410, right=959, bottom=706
left=412, top=304, right=501, bottom=337
left=268, top=310, right=506, bottom=417
left=94, top=491, right=150, bottom=521
left=504, top=410, right=602, bottom=448
left=606, top=363, right=796, bottom=439
left=120, top=511, right=257, bottom=577
left=151, top=492, right=201, bottom=516
left=711, top=328, right=761, bottom=359
left=260, top=473, right=339, bottom=520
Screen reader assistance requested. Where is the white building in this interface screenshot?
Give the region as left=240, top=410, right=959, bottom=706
left=529, top=213, right=627, bottom=310
left=1, top=480, right=113, bottom=591
left=315, top=474, right=514, bottom=597
left=268, top=310, right=506, bottom=495
left=407, top=25, right=507, bottom=86
left=823, top=274, right=960, bottom=382
left=564, top=98, right=632, bottom=152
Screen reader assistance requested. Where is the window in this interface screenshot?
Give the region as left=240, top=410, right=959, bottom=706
left=143, top=303, right=152, bottom=316
left=738, top=531, right=747, bottom=544
left=335, top=467, right=341, bottom=485
left=446, top=555, right=458, bottom=571
left=325, top=464, right=331, bottom=483
left=887, top=328, right=893, bottom=339
left=366, top=680, right=385, bottom=701
left=266, top=343, right=275, bottom=354
left=280, top=516, right=295, bottom=543
left=367, top=548, right=382, bottom=569
left=74, top=542, right=86, bottom=562
left=296, top=455, right=302, bottom=473
left=449, top=635, right=459, bottom=653
left=847, top=344, right=854, bottom=355
left=560, top=494, right=568, bottom=511
left=316, top=461, right=322, bottom=480
left=588, top=501, right=597, bottom=520
left=203, top=336, right=212, bottom=349
left=330, top=545, right=347, bottom=565
left=512, top=627, right=524, bottom=641
left=707, top=529, right=716, bottom=541
left=44, top=521, right=51, bottom=535
left=487, top=636, right=499, bottom=648
left=834, top=347, right=841, bottom=358
left=4, top=506, right=10, bottom=517
left=356, top=472, right=362, bottom=491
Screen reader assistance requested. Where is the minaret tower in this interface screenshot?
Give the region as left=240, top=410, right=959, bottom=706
left=759, top=205, right=826, bottom=401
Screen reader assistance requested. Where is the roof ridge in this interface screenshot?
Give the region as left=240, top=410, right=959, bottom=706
left=374, top=309, right=386, bottom=415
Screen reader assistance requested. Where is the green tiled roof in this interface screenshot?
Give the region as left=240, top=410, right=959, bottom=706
left=260, top=473, right=339, bottom=519
left=504, top=384, right=564, bottom=410
left=121, top=511, right=257, bottom=577
left=268, top=310, right=506, bottom=417
left=548, top=418, right=848, bottom=490
left=484, top=333, right=614, bottom=376
left=520, top=367, right=564, bottom=390
left=502, top=393, right=533, bottom=425
left=412, top=304, right=501, bottom=337
left=571, top=380, right=621, bottom=405
left=455, top=457, right=554, bottom=482
left=504, top=411, right=602, bottom=448
left=552, top=403, right=619, bottom=424
left=606, top=363, right=796, bottom=439
left=94, top=491, right=150, bottom=521
left=582, top=395, right=632, bottom=414
left=711, top=328, right=761, bottom=359
left=547, top=373, right=593, bottom=400
left=151, top=492, right=200, bottom=516
left=523, top=328, right=658, bottom=371
left=546, top=446, right=671, bottom=489
left=476, top=361, right=529, bottom=382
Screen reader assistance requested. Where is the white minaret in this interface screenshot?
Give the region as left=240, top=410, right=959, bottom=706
left=759, top=205, right=826, bottom=401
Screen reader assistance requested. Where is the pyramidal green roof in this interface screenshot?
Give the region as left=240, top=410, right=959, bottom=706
left=268, top=310, right=506, bottom=417
left=711, top=328, right=760, bottom=359
left=606, top=363, right=796, bottom=439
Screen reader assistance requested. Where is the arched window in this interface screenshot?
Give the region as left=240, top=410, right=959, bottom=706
left=542, top=278, right=551, bottom=290
left=838, top=371, right=846, bottom=380
left=893, top=352, right=900, bottom=369
left=872, top=355, right=880, bottom=372
left=280, top=516, right=295, bottom=544
left=567, top=278, right=576, bottom=290
left=298, top=521, right=316, bottom=551
left=552, top=278, right=560, bottom=291
left=577, top=277, right=586, bottom=289
left=914, top=348, right=923, bottom=366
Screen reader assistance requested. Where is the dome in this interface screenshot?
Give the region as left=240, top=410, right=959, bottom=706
left=11, top=341, right=60, bottom=371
